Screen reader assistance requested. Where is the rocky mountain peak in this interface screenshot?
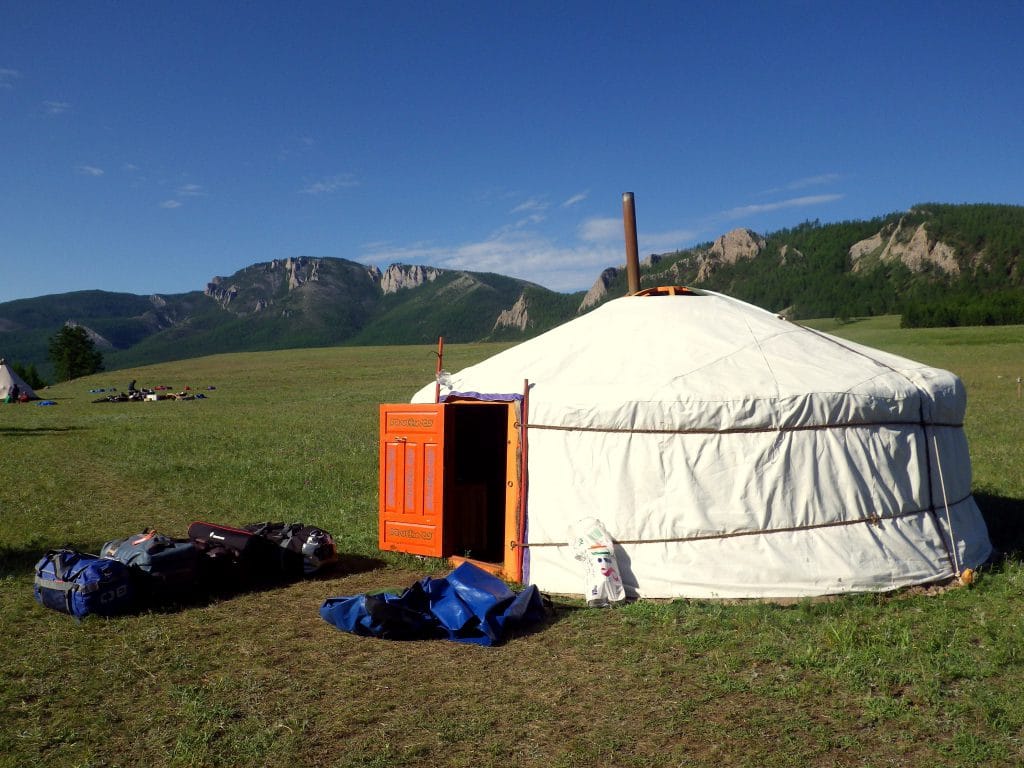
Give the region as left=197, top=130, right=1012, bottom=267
left=579, top=267, right=619, bottom=312
left=380, top=264, right=442, bottom=294
left=698, top=228, right=766, bottom=281
left=494, top=294, right=530, bottom=332
left=204, top=277, right=238, bottom=308
left=709, top=228, right=765, bottom=262
left=849, top=218, right=959, bottom=275
left=282, top=256, right=320, bottom=289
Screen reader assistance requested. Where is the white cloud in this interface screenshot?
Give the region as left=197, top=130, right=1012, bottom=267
left=364, top=230, right=620, bottom=293
left=42, top=100, right=71, bottom=115
left=510, top=198, right=547, bottom=215
left=300, top=173, right=359, bottom=194
left=787, top=173, right=841, bottom=190
left=76, top=164, right=104, bottom=177
left=759, top=174, right=842, bottom=196
left=504, top=198, right=552, bottom=229
left=579, top=216, right=621, bottom=242
left=0, top=68, right=21, bottom=89
left=562, top=191, right=588, bottom=208
left=513, top=213, right=547, bottom=228
left=721, top=194, right=844, bottom=220
left=579, top=216, right=696, bottom=253
left=159, top=199, right=182, bottom=209
left=177, top=183, right=206, bottom=196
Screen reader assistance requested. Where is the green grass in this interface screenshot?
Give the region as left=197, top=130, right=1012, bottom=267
left=2, top=329, right=1023, bottom=768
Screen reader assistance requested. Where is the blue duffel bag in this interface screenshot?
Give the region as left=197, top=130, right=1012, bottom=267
left=33, top=549, right=136, bottom=619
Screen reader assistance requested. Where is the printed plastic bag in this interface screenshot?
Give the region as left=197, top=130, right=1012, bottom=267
left=568, top=518, right=626, bottom=607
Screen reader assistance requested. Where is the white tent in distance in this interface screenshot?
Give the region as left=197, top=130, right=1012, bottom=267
left=1, top=359, right=37, bottom=401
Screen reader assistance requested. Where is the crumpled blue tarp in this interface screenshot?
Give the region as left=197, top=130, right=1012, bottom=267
left=319, top=561, right=546, bottom=646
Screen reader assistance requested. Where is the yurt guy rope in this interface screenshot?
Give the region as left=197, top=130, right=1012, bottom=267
left=932, top=433, right=962, bottom=577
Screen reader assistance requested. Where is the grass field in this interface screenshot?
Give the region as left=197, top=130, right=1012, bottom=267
left=2, top=322, right=1022, bottom=768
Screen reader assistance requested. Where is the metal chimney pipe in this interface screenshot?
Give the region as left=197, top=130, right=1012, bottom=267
left=622, top=192, right=640, bottom=294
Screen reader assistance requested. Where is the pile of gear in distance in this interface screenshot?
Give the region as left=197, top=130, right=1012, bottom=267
left=91, top=380, right=216, bottom=403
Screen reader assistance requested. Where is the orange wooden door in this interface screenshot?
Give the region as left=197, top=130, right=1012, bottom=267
left=378, top=404, right=446, bottom=557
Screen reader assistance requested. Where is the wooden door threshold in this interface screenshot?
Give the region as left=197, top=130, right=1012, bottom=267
left=448, top=555, right=503, bottom=577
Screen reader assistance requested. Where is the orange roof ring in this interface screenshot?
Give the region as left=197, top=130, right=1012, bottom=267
left=631, top=285, right=700, bottom=297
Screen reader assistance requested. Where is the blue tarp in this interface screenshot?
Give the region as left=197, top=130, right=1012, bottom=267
left=319, top=562, right=546, bottom=646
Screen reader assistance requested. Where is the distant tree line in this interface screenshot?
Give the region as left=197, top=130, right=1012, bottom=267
left=901, top=289, right=1024, bottom=328
left=11, top=361, right=46, bottom=389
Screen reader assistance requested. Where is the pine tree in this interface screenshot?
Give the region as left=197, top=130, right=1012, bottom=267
left=48, top=325, right=104, bottom=382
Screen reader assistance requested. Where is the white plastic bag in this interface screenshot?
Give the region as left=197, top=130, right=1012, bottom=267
left=568, top=518, right=626, bottom=607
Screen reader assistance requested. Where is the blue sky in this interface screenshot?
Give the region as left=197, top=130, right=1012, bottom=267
left=2, top=1, right=1021, bottom=303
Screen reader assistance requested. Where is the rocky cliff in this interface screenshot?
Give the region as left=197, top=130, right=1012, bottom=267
left=849, top=218, right=959, bottom=274
left=493, top=293, right=530, bottom=331
left=579, top=267, right=620, bottom=312
left=697, top=228, right=766, bottom=281
left=380, top=264, right=442, bottom=294
left=205, top=256, right=329, bottom=312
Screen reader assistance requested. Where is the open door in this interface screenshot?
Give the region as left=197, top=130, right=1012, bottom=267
left=378, top=404, right=445, bottom=557
left=378, top=400, right=523, bottom=581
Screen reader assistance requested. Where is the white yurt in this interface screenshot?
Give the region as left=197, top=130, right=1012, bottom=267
left=411, top=289, right=992, bottom=599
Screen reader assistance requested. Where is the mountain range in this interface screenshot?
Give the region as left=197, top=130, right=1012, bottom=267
left=3, top=202, right=1022, bottom=377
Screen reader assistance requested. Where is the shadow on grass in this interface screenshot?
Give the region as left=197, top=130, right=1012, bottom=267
left=1, top=540, right=103, bottom=577
left=3, top=541, right=388, bottom=616
left=0, top=425, right=85, bottom=437
left=146, top=554, right=389, bottom=614
left=333, top=553, right=388, bottom=577
left=975, top=491, right=1024, bottom=563
left=534, top=596, right=587, bottom=625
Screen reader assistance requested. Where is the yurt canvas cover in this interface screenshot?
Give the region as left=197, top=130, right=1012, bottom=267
left=0, top=360, right=36, bottom=400
left=410, top=290, right=991, bottom=599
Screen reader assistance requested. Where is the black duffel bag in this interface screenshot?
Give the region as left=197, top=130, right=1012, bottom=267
left=187, top=521, right=284, bottom=590
left=244, top=522, right=339, bottom=577
left=100, top=530, right=200, bottom=601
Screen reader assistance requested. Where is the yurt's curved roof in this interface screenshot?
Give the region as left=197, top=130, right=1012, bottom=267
left=416, top=291, right=962, bottom=432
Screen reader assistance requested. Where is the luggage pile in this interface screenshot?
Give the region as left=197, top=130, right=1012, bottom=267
left=33, top=521, right=339, bottom=619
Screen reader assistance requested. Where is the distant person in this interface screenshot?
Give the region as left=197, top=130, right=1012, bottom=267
left=128, top=379, right=137, bottom=392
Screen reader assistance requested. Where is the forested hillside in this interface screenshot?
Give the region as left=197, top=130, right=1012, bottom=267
left=591, top=204, right=1024, bottom=326
left=898, top=204, right=1024, bottom=326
